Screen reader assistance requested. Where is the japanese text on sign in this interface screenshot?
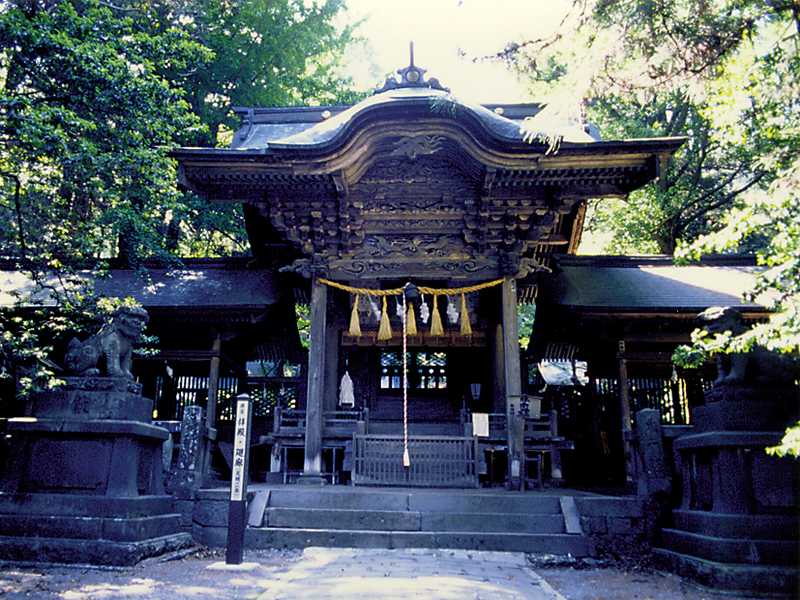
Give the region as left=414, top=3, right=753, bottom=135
left=230, top=399, right=250, bottom=501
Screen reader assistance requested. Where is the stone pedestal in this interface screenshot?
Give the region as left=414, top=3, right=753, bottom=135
left=656, top=385, right=799, bottom=595
left=0, top=377, right=192, bottom=565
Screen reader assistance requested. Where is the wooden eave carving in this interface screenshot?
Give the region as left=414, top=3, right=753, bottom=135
left=174, top=119, right=682, bottom=281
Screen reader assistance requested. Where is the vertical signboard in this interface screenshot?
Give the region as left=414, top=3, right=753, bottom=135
left=225, top=393, right=252, bottom=565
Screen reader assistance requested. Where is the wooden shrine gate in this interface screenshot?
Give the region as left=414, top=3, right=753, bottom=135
left=352, top=434, right=480, bottom=488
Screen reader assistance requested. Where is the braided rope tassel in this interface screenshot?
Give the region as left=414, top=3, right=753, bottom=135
left=349, top=295, right=362, bottom=336
left=377, top=296, right=392, bottom=341
left=430, top=294, right=444, bottom=336
left=460, top=293, right=472, bottom=336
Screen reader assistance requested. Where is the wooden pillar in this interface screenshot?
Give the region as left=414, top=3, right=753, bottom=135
left=206, top=332, right=221, bottom=426
left=201, top=332, right=222, bottom=481
left=502, top=277, right=523, bottom=489
left=492, top=323, right=505, bottom=414
left=323, top=311, right=340, bottom=412
left=617, top=340, right=634, bottom=486
left=299, top=278, right=327, bottom=484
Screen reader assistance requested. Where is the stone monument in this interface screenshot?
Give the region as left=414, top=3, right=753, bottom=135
left=657, top=306, right=799, bottom=595
left=0, top=306, right=192, bottom=565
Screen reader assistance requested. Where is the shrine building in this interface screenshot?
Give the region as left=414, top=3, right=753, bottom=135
left=168, top=55, right=687, bottom=489
left=2, top=56, right=796, bottom=595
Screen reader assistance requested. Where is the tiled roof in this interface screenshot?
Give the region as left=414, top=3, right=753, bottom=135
left=0, top=265, right=280, bottom=309
left=545, top=256, right=768, bottom=312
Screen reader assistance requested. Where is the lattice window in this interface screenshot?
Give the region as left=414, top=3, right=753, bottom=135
left=379, top=351, right=447, bottom=390
left=380, top=351, right=403, bottom=390
left=154, top=374, right=239, bottom=421
left=246, top=382, right=298, bottom=418
left=416, top=351, right=447, bottom=389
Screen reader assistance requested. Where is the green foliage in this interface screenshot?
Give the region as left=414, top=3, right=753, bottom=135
left=295, top=303, right=311, bottom=350
left=0, top=0, right=209, bottom=268
left=584, top=92, right=766, bottom=254
left=500, top=0, right=800, bottom=455
left=0, top=0, right=358, bottom=397
left=502, top=1, right=797, bottom=256
left=518, top=303, right=536, bottom=350
left=671, top=342, right=707, bottom=371
left=766, top=421, right=800, bottom=459
left=173, top=0, right=360, bottom=146
left=0, top=0, right=359, bottom=268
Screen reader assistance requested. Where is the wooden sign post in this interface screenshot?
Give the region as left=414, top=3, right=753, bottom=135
left=225, top=392, right=252, bottom=565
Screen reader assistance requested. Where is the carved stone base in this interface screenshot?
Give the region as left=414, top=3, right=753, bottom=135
left=0, top=379, right=184, bottom=565
left=693, top=398, right=795, bottom=433
left=28, top=376, right=150, bottom=422
left=0, top=492, right=192, bottom=565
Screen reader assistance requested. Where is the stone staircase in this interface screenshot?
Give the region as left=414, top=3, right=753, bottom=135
left=194, top=487, right=593, bottom=556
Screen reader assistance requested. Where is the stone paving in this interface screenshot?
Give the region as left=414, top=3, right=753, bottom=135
left=247, top=548, right=563, bottom=599
left=0, top=547, right=763, bottom=599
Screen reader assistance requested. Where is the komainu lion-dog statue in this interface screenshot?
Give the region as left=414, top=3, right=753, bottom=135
left=698, top=306, right=797, bottom=387
left=64, top=305, right=149, bottom=379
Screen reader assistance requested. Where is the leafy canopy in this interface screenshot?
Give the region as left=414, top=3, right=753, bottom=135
left=494, top=0, right=799, bottom=454
left=0, top=0, right=359, bottom=399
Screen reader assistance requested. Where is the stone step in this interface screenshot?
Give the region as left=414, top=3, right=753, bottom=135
left=653, top=548, right=798, bottom=596
left=672, top=510, right=799, bottom=540
left=266, top=508, right=420, bottom=531
left=263, top=508, right=566, bottom=534
left=265, top=488, right=562, bottom=515
left=661, top=528, right=798, bottom=566
left=0, top=513, right=182, bottom=543
left=267, top=489, right=408, bottom=511
left=244, top=527, right=592, bottom=556
left=419, top=512, right=565, bottom=534
left=409, top=492, right=562, bottom=515
left=0, top=532, right=194, bottom=566
left=0, top=493, right=175, bottom=518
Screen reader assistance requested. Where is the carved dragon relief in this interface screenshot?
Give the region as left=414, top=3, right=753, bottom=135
left=331, top=258, right=494, bottom=277
left=389, top=135, right=446, bottom=160
left=360, top=193, right=462, bottom=214
left=351, top=235, right=463, bottom=260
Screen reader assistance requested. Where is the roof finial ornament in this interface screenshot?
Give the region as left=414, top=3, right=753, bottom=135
left=373, top=43, right=450, bottom=94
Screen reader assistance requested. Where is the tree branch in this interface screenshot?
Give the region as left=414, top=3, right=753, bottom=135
left=679, top=171, right=767, bottom=231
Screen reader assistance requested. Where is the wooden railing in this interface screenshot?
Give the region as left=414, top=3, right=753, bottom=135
left=352, top=434, right=479, bottom=488
left=273, top=407, right=367, bottom=434
left=460, top=410, right=559, bottom=444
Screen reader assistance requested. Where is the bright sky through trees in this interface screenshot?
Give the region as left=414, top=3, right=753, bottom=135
left=342, top=0, right=571, bottom=102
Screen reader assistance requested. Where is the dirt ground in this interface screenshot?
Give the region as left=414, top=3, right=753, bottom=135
left=0, top=547, right=766, bottom=600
